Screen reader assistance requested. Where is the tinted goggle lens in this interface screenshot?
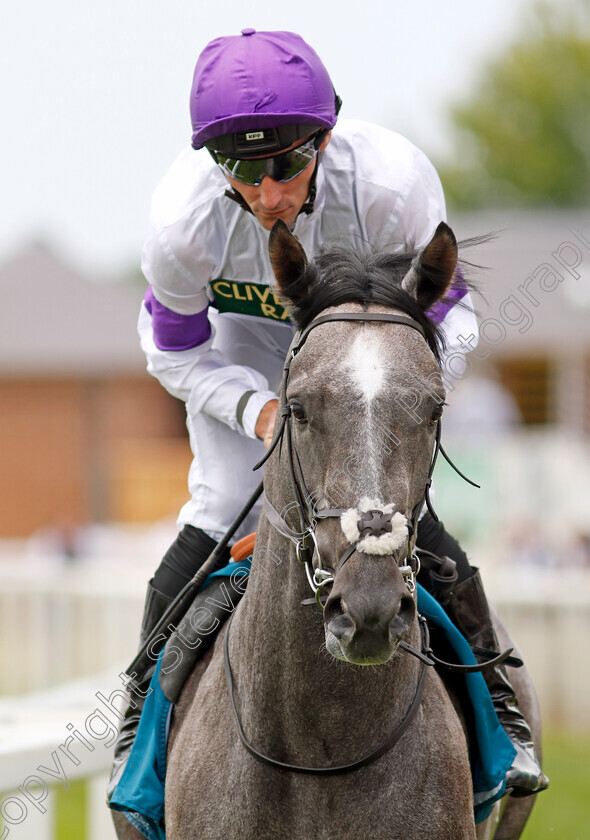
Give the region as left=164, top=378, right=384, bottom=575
left=212, top=137, right=319, bottom=186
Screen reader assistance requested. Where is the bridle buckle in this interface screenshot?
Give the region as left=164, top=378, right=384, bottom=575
left=296, top=527, right=319, bottom=565
left=398, top=552, right=421, bottom=594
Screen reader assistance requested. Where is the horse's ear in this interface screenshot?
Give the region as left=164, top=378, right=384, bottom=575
left=268, top=219, right=310, bottom=307
left=401, top=222, right=458, bottom=310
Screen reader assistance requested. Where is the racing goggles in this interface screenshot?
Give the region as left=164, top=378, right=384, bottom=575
left=211, top=133, right=323, bottom=186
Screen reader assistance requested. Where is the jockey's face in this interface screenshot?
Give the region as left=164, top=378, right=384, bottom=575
left=223, top=132, right=331, bottom=231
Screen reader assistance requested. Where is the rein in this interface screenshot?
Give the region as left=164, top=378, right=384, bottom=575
left=223, top=610, right=430, bottom=775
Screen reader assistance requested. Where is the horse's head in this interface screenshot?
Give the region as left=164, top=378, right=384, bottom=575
left=268, top=220, right=459, bottom=665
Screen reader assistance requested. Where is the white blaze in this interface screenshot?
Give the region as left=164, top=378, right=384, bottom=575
left=346, top=331, right=384, bottom=402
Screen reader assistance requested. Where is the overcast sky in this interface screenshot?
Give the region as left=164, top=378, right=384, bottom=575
left=1, top=0, right=539, bottom=276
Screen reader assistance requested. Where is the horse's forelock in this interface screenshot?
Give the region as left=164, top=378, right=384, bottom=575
left=286, top=248, right=444, bottom=363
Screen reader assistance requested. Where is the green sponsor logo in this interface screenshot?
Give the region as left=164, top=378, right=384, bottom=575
left=210, top=279, right=291, bottom=322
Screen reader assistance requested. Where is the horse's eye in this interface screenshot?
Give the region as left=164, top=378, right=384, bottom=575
left=290, top=401, right=307, bottom=423
left=428, top=404, right=444, bottom=426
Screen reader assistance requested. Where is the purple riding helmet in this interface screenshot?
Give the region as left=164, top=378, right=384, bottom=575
left=190, top=29, right=341, bottom=158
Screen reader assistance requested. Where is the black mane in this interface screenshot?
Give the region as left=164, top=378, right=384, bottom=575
left=282, top=248, right=447, bottom=363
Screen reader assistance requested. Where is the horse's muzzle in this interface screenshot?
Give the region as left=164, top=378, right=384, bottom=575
left=324, top=588, right=415, bottom=665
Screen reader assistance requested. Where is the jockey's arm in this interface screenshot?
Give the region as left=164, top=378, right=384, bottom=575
left=373, top=142, right=480, bottom=387
left=138, top=288, right=278, bottom=441
left=364, top=142, right=480, bottom=390
left=138, top=180, right=285, bottom=439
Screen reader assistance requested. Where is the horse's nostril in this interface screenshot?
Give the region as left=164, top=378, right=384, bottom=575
left=389, top=594, right=415, bottom=639
left=325, top=598, right=354, bottom=640
left=328, top=613, right=355, bottom=641
left=324, top=596, right=343, bottom=622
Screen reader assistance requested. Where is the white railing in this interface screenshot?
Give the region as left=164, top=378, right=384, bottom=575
left=0, top=550, right=147, bottom=695
left=488, top=571, right=590, bottom=732
left=0, top=541, right=153, bottom=839
left=0, top=669, right=126, bottom=840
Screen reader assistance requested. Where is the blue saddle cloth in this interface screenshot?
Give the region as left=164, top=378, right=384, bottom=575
left=109, top=562, right=515, bottom=839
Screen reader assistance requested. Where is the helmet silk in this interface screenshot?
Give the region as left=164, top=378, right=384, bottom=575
left=190, top=29, right=340, bottom=153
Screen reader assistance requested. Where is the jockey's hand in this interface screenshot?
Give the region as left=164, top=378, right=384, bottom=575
left=255, top=399, right=279, bottom=450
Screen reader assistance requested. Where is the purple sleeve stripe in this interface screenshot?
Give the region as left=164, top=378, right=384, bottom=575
left=144, top=286, right=212, bottom=351
left=427, top=268, right=469, bottom=324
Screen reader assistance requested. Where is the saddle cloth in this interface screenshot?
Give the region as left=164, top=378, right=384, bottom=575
left=109, top=561, right=515, bottom=840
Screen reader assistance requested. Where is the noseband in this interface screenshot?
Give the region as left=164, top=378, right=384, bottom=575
left=255, top=311, right=443, bottom=607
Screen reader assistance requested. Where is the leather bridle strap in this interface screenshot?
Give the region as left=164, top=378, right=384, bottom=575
left=254, top=312, right=426, bottom=474
left=223, top=609, right=428, bottom=775
left=291, top=311, right=426, bottom=353
left=409, top=418, right=441, bottom=532
left=262, top=494, right=303, bottom=543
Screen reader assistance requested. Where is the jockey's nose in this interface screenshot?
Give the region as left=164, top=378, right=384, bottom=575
left=258, top=175, right=283, bottom=208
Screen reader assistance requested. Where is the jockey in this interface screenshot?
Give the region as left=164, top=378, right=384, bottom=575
left=108, top=29, right=547, bottom=800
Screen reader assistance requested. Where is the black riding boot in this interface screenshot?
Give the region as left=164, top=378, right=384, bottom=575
left=443, top=569, right=549, bottom=797
left=107, top=580, right=173, bottom=801
left=416, top=512, right=548, bottom=798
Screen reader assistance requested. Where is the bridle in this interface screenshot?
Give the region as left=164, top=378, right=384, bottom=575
left=254, top=311, right=446, bottom=607
left=223, top=308, right=503, bottom=777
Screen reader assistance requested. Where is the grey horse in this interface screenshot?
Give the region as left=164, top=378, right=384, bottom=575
left=114, top=221, right=541, bottom=840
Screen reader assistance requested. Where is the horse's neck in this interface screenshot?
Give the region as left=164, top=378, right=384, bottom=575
left=229, top=516, right=422, bottom=761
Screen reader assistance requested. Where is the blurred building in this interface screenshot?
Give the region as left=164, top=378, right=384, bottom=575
left=447, top=209, right=590, bottom=434
left=0, top=243, right=191, bottom=537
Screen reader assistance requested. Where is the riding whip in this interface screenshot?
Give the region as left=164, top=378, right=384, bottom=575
left=125, top=479, right=264, bottom=680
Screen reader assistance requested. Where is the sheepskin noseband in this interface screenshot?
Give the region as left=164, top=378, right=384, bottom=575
left=340, top=498, right=408, bottom=555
